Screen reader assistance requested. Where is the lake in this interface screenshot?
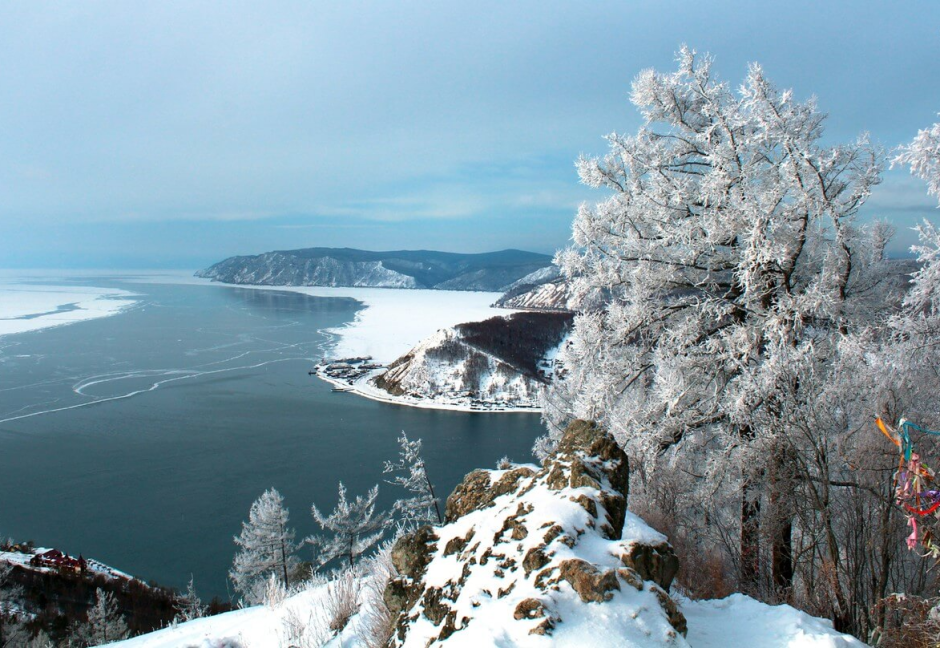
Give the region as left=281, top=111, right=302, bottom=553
left=0, top=277, right=545, bottom=599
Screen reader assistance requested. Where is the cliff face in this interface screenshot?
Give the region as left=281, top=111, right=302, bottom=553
left=384, top=420, right=686, bottom=647
left=196, top=248, right=553, bottom=291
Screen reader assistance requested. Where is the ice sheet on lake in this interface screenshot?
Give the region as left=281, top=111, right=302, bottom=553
left=165, top=276, right=517, bottom=364
left=0, top=281, right=138, bottom=337
left=287, top=286, right=515, bottom=364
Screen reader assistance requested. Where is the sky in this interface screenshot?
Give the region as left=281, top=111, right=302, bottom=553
left=1, top=1, right=938, bottom=269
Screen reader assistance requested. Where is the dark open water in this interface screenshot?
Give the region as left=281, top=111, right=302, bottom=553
left=0, top=278, right=544, bottom=598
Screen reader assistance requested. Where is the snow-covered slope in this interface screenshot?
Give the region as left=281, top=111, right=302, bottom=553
left=494, top=279, right=571, bottom=311
left=369, top=312, right=571, bottom=409
left=372, top=328, right=543, bottom=408
left=112, top=421, right=867, bottom=648
left=493, top=265, right=571, bottom=311
left=109, top=586, right=867, bottom=647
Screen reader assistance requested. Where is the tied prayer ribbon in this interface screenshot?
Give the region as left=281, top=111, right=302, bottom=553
left=878, top=417, right=940, bottom=554
left=908, top=517, right=920, bottom=551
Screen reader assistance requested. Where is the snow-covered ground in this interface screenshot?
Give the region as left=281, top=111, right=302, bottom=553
left=0, top=278, right=137, bottom=338
left=681, top=594, right=866, bottom=647
left=111, top=586, right=867, bottom=648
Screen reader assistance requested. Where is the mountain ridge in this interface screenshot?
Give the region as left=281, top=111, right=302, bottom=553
left=196, top=248, right=553, bottom=292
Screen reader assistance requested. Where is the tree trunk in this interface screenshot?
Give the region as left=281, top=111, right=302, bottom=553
left=770, top=444, right=794, bottom=598
left=281, top=539, right=290, bottom=587
left=741, top=485, right=761, bottom=592
left=423, top=465, right=443, bottom=525
left=771, top=518, right=793, bottom=597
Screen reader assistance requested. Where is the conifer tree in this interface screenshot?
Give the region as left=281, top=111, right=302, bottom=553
left=176, top=575, right=207, bottom=622
left=384, top=431, right=442, bottom=528
left=0, top=562, right=23, bottom=647
left=230, top=488, right=298, bottom=605
left=309, top=483, right=388, bottom=568
left=81, top=588, right=129, bottom=645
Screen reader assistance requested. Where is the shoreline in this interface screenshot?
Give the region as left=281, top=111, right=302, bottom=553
left=313, top=366, right=543, bottom=414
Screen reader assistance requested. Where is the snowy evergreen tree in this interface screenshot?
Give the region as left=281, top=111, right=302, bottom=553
left=176, top=575, right=207, bottom=623
left=80, top=588, right=129, bottom=645
left=230, top=488, right=299, bottom=605
left=309, top=483, right=388, bottom=568
left=540, top=46, right=896, bottom=601
left=0, top=562, right=24, bottom=647
left=544, top=45, right=885, bottom=456
left=383, top=431, right=442, bottom=528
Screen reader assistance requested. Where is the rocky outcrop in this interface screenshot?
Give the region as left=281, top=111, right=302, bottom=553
left=384, top=420, right=686, bottom=647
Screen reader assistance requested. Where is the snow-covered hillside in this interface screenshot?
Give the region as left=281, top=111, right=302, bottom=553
left=372, top=328, right=543, bottom=409
left=493, top=266, right=571, bottom=311
left=319, top=312, right=572, bottom=412
left=112, top=420, right=866, bottom=648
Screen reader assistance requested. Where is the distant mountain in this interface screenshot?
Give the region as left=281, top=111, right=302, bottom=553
left=195, top=248, right=553, bottom=292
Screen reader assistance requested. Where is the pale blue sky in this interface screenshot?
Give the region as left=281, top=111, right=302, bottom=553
left=1, top=1, right=938, bottom=268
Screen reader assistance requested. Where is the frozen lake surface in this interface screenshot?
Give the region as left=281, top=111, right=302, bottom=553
left=0, top=274, right=543, bottom=598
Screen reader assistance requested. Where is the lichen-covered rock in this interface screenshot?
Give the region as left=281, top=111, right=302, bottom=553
left=384, top=419, right=687, bottom=647
left=619, top=541, right=681, bottom=591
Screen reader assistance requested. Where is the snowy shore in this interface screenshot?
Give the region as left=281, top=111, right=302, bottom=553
left=314, top=365, right=542, bottom=413
left=217, top=283, right=515, bottom=365
left=184, top=279, right=536, bottom=412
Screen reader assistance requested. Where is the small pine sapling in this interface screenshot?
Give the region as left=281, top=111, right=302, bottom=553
left=176, top=575, right=207, bottom=622
left=81, top=588, right=129, bottom=645
left=309, top=483, right=388, bottom=569
left=384, top=431, right=443, bottom=528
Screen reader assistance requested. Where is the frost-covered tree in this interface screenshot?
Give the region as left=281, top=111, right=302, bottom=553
left=542, top=46, right=892, bottom=593
left=176, top=575, right=207, bottom=623
left=230, top=488, right=298, bottom=605
left=895, top=116, right=940, bottom=203
left=80, top=588, right=129, bottom=645
left=384, top=431, right=442, bottom=528
left=309, top=483, right=388, bottom=568
left=0, top=561, right=24, bottom=647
